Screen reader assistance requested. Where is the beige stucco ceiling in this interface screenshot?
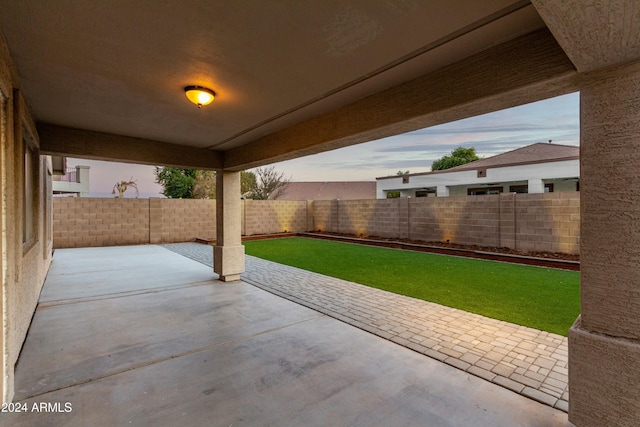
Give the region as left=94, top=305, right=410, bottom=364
left=0, top=0, right=597, bottom=170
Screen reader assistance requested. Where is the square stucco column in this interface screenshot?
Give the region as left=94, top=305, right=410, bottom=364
left=527, top=179, right=544, bottom=194
left=214, top=171, right=245, bottom=282
left=436, top=185, right=449, bottom=197
left=569, top=61, right=640, bottom=427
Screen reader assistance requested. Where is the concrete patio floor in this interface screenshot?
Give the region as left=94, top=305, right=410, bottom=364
left=1, top=245, right=572, bottom=426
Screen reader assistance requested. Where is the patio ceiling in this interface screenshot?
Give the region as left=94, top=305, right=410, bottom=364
left=0, top=1, right=578, bottom=170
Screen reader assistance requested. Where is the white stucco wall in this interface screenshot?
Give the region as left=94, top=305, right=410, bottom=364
left=376, top=159, right=579, bottom=198
left=52, top=165, right=90, bottom=196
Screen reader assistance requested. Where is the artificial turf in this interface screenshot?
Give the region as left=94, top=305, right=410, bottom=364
left=243, top=237, right=580, bottom=336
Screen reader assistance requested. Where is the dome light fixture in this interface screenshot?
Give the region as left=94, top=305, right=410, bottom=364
left=184, top=85, right=215, bottom=108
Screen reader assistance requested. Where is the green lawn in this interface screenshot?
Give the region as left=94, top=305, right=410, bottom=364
left=243, top=237, right=580, bottom=336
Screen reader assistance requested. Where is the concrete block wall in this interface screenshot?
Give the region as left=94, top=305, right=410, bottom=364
left=150, top=198, right=215, bottom=244
left=53, top=197, right=150, bottom=248
left=310, top=200, right=334, bottom=232
left=331, top=199, right=409, bottom=239
left=311, top=193, right=579, bottom=254
left=243, top=200, right=309, bottom=235
left=54, top=198, right=216, bottom=248
left=54, top=194, right=580, bottom=254
left=409, top=196, right=502, bottom=247
left=513, top=192, right=580, bottom=254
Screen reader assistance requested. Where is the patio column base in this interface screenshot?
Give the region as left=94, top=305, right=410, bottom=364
left=213, top=245, right=245, bottom=282
left=569, top=317, right=640, bottom=426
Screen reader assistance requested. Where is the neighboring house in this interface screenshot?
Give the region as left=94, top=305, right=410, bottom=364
left=376, top=143, right=579, bottom=199
left=275, top=181, right=376, bottom=200
left=52, top=165, right=90, bottom=197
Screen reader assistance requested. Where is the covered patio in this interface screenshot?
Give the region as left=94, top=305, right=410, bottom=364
left=6, top=245, right=569, bottom=426
left=1, top=2, right=640, bottom=426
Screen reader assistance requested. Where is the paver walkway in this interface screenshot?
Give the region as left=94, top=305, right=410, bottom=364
left=163, top=242, right=570, bottom=412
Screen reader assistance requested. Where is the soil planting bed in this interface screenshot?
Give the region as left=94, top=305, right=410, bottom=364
left=299, top=232, right=580, bottom=271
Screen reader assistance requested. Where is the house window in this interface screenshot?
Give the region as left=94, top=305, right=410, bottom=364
left=415, top=189, right=436, bottom=197
left=468, top=186, right=503, bottom=196
left=509, top=185, right=528, bottom=194
left=402, top=176, right=409, bottom=184
left=386, top=191, right=400, bottom=199
left=508, top=183, right=555, bottom=194
left=23, top=131, right=38, bottom=245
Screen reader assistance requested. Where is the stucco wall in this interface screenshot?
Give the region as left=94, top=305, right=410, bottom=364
left=1, top=35, right=54, bottom=402
left=54, top=193, right=580, bottom=254
left=377, top=159, right=580, bottom=198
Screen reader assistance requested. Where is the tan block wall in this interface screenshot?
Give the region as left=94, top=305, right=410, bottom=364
left=409, top=196, right=502, bottom=247
left=312, top=193, right=579, bottom=254
left=243, top=200, right=309, bottom=235
left=513, top=192, right=580, bottom=254
left=150, top=198, right=215, bottom=244
left=53, top=198, right=150, bottom=248
left=330, top=199, right=410, bottom=238
left=310, top=200, right=335, bottom=232
left=54, top=194, right=580, bottom=254
left=54, top=198, right=218, bottom=248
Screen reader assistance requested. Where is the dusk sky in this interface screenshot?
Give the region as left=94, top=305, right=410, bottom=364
left=67, top=92, right=579, bottom=198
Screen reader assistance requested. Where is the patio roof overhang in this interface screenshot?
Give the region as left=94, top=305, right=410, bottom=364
left=1, top=1, right=579, bottom=171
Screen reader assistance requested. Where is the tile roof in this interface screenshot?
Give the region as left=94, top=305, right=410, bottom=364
left=445, top=143, right=579, bottom=172
left=275, top=181, right=376, bottom=200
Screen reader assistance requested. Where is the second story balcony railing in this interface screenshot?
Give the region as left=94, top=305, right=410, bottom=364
left=53, top=167, right=78, bottom=183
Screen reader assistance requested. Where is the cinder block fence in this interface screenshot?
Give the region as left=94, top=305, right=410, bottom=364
left=53, top=192, right=580, bottom=254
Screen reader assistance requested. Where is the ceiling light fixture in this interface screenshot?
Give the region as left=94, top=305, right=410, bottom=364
left=184, top=85, right=215, bottom=108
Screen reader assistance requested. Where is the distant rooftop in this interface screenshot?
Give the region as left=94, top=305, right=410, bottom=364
left=276, top=182, right=376, bottom=200
left=377, top=143, right=579, bottom=179
left=446, top=142, right=579, bottom=172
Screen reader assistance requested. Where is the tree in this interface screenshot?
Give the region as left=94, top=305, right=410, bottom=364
left=241, top=170, right=257, bottom=198
left=112, top=178, right=139, bottom=198
left=431, top=147, right=481, bottom=171
left=396, top=170, right=410, bottom=175
left=193, top=170, right=216, bottom=199
left=154, top=167, right=262, bottom=199
left=244, top=166, right=290, bottom=200
left=154, top=167, right=196, bottom=198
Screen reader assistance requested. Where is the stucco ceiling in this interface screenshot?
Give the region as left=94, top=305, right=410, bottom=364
left=0, top=0, right=596, bottom=171
left=0, top=1, right=546, bottom=150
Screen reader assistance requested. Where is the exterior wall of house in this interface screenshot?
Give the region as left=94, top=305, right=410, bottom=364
left=52, top=165, right=90, bottom=196
left=376, top=159, right=580, bottom=198
left=0, top=36, right=54, bottom=402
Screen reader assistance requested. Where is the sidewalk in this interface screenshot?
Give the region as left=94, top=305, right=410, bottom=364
left=164, top=242, right=570, bottom=412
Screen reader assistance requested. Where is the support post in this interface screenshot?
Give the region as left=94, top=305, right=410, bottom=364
left=214, top=171, right=244, bottom=282
left=527, top=178, right=544, bottom=194
left=436, top=185, right=449, bottom=197
left=569, top=61, right=640, bottom=427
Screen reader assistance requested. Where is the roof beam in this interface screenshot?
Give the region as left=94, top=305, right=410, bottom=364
left=37, top=124, right=224, bottom=170
left=224, top=28, right=579, bottom=171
